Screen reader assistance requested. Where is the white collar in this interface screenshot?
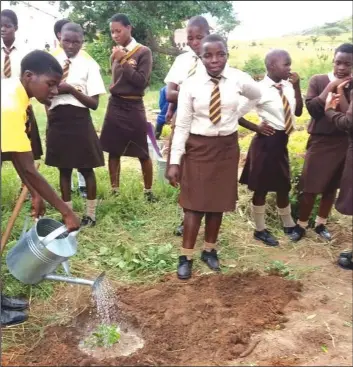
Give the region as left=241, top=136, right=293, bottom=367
left=263, top=74, right=288, bottom=87
left=201, top=64, right=231, bottom=84
left=123, top=38, right=137, bottom=52
left=1, top=38, right=19, bottom=50
left=328, top=71, right=336, bottom=82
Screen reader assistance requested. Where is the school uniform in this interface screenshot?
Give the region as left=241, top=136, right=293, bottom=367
left=100, top=38, right=152, bottom=159
left=300, top=73, right=351, bottom=194
left=45, top=51, right=105, bottom=169
left=1, top=39, right=43, bottom=161
left=240, top=75, right=296, bottom=193
left=1, top=78, right=32, bottom=158
left=326, top=90, right=353, bottom=216
left=170, top=65, right=261, bottom=213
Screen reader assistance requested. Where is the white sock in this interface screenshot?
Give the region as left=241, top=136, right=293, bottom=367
left=297, top=220, right=308, bottom=229
left=277, top=205, right=296, bottom=228
left=77, top=171, right=86, bottom=188
left=315, top=216, right=327, bottom=227
left=86, top=199, right=97, bottom=221
left=144, top=188, right=152, bottom=193
left=251, top=204, right=266, bottom=231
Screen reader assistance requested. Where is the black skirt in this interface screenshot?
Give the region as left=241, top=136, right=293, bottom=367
left=45, top=105, right=104, bottom=169
left=239, top=130, right=291, bottom=193
left=100, top=96, right=149, bottom=159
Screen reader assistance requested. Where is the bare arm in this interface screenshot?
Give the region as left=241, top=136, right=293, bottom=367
left=11, top=152, right=80, bottom=231
left=166, top=82, right=179, bottom=103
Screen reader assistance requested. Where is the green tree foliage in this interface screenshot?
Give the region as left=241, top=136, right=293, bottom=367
left=242, top=54, right=265, bottom=79
left=310, top=36, right=319, bottom=46
left=58, top=1, right=237, bottom=84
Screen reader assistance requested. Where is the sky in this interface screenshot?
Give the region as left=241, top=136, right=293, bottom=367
left=1, top=0, right=352, bottom=48
left=228, top=1, right=352, bottom=40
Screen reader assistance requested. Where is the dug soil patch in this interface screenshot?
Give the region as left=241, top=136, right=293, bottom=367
left=4, top=272, right=302, bottom=366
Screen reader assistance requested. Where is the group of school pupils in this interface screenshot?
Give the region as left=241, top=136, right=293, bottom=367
left=1, top=9, right=352, bottom=326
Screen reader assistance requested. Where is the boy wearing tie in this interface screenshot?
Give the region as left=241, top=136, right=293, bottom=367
left=239, top=50, right=303, bottom=246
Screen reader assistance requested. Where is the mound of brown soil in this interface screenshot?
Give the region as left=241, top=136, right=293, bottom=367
left=4, top=272, right=302, bottom=366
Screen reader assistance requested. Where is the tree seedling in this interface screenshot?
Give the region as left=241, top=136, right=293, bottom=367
left=84, top=324, right=121, bottom=348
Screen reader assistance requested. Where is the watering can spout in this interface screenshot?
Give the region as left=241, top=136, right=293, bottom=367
left=43, top=271, right=106, bottom=290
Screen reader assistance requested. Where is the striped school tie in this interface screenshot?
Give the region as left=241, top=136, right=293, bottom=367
left=61, top=59, right=71, bottom=82
left=3, top=46, right=14, bottom=78
left=209, top=76, right=222, bottom=125
left=274, top=83, right=294, bottom=135
left=187, top=56, right=198, bottom=78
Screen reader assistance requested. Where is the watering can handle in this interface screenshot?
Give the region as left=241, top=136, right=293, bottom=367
left=41, top=225, right=80, bottom=247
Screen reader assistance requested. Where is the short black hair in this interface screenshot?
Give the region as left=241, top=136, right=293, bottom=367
left=61, top=22, right=84, bottom=36
left=201, top=34, right=227, bottom=51
left=335, top=43, right=353, bottom=55
left=110, top=13, right=131, bottom=27
left=21, top=50, right=63, bottom=76
left=187, top=16, right=210, bottom=33
left=1, top=9, right=18, bottom=27
left=54, top=18, right=70, bottom=39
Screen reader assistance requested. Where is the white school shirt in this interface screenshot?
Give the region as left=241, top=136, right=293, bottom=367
left=49, top=49, right=106, bottom=110
left=1, top=39, right=31, bottom=79
left=164, top=50, right=205, bottom=86
left=170, top=65, right=262, bottom=165
left=252, top=75, right=297, bottom=131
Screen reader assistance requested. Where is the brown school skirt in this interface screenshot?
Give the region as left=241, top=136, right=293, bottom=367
left=299, top=134, right=348, bottom=194
left=100, top=96, right=149, bottom=159
left=1, top=105, right=43, bottom=162
left=336, top=138, right=353, bottom=215
left=239, top=130, right=291, bottom=193
left=45, top=105, right=104, bottom=169
left=179, top=132, right=239, bottom=213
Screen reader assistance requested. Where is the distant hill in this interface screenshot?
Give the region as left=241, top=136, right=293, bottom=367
left=288, top=17, right=352, bottom=36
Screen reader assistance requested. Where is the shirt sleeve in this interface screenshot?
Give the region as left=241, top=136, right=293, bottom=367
left=237, top=72, right=262, bottom=115
left=1, top=104, right=31, bottom=153
left=170, top=82, right=193, bottom=165
left=305, top=75, right=325, bottom=119
left=86, top=60, right=106, bottom=97
left=164, top=56, right=182, bottom=85
left=325, top=98, right=353, bottom=133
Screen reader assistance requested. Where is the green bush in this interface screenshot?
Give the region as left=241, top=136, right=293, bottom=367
left=85, top=35, right=113, bottom=76
left=242, top=55, right=266, bottom=78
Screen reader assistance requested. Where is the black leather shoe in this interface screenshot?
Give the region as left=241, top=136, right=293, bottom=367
left=314, top=224, right=332, bottom=241
left=174, top=222, right=184, bottom=237
left=1, top=295, right=29, bottom=311
left=1, top=309, right=28, bottom=326
left=177, top=256, right=193, bottom=280
left=254, top=229, right=279, bottom=247
left=283, top=226, right=295, bottom=235
left=201, top=249, right=220, bottom=271
left=81, top=215, right=96, bottom=227
left=144, top=191, right=158, bottom=203
left=289, top=224, right=306, bottom=242
left=337, top=255, right=353, bottom=270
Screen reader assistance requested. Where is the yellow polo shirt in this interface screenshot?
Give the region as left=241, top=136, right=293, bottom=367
left=1, top=78, right=31, bottom=152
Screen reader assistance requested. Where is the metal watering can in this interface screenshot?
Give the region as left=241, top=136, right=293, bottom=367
left=6, top=217, right=105, bottom=290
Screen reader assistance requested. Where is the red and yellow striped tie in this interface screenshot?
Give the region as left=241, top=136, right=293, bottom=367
left=274, top=83, right=294, bottom=135
left=61, top=59, right=71, bottom=81
left=209, top=76, right=222, bottom=125
left=3, top=46, right=14, bottom=78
